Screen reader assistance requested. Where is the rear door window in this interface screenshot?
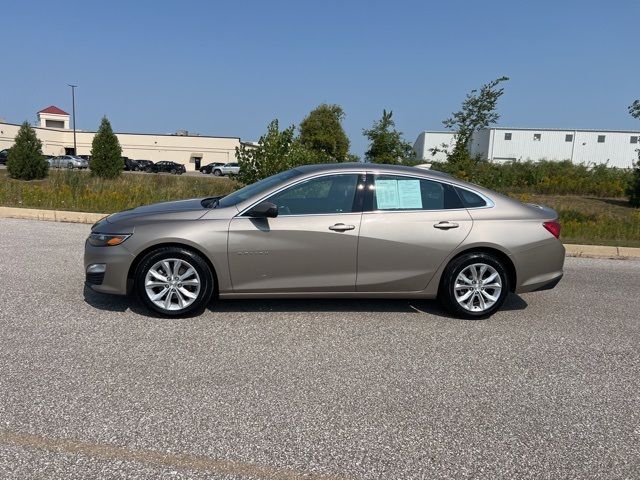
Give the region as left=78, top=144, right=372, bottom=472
left=370, top=175, right=463, bottom=211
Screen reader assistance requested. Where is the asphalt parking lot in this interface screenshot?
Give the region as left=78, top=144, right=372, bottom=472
left=0, top=217, right=638, bottom=479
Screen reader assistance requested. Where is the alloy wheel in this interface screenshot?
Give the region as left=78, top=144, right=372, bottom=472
left=144, top=258, right=201, bottom=311
left=454, top=263, right=502, bottom=312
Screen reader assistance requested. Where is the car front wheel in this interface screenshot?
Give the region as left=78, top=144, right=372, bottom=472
left=439, top=252, right=509, bottom=319
left=135, top=247, right=214, bottom=317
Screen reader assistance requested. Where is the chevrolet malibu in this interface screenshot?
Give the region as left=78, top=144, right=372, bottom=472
left=84, top=163, right=564, bottom=319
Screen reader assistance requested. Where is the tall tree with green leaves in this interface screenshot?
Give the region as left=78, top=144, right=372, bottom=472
left=6, top=121, right=48, bottom=180
left=628, top=99, right=640, bottom=207
left=236, top=119, right=321, bottom=184
left=363, top=109, right=414, bottom=164
left=90, top=116, right=123, bottom=178
left=299, top=104, right=350, bottom=162
left=439, top=76, right=509, bottom=161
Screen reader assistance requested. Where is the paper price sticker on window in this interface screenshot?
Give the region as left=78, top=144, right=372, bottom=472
left=374, top=178, right=423, bottom=210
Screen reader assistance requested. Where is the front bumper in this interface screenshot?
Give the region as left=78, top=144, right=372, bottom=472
left=84, top=241, right=135, bottom=295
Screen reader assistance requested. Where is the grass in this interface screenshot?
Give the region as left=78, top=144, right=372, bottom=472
left=0, top=170, right=240, bottom=213
left=1, top=169, right=638, bottom=247
left=512, top=193, right=640, bottom=247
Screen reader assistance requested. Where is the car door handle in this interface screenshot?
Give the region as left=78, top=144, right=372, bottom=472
left=434, top=221, right=459, bottom=230
left=329, top=223, right=355, bottom=232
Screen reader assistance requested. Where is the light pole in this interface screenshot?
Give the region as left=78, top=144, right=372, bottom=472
left=68, top=84, right=77, bottom=155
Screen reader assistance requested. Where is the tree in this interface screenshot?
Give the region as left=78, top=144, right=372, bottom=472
left=6, top=121, right=48, bottom=180
left=628, top=99, right=640, bottom=207
left=90, top=116, right=123, bottom=178
left=363, top=109, right=414, bottom=164
left=236, top=119, right=324, bottom=184
left=629, top=100, right=640, bottom=120
left=440, top=76, right=509, bottom=160
left=299, top=104, right=350, bottom=162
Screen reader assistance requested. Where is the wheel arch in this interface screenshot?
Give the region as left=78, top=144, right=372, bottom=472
left=127, top=242, right=219, bottom=296
left=439, top=246, right=517, bottom=294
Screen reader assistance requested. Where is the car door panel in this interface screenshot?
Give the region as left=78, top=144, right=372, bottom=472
left=228, top=214, right=362, bottom=292
left=356, top=210, right=473, bottom=292
left=227, top=172, right=365, bottom=293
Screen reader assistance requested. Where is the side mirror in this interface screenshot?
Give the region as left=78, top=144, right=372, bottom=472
left=246, top=201, right=278, bottom=218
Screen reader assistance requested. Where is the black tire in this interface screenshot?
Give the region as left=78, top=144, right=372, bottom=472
left=213, top=169, right=221, bottom=176
left=135, top=246, right=215, bottom=317
left=438, top=252, right=509, bottom=320
left=170, top=169, right=177, bottom=174
left=67, top=162, right=74, bottom=169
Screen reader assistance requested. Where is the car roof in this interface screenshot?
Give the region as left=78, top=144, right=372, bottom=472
left=294, top=162, right=454, bottom=180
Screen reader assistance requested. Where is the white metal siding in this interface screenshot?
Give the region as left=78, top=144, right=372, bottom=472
left=415, top=128, right=639, bottom=168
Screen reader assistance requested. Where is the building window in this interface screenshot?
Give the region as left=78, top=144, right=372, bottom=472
left=565, top=134, right=573, bottom=142
left=631, top=136, right=638, bottom=144
left=597, top=135, right=606, bottom=143
left=504, top=132, right=512, bottom=141
left=533, top=133, right=541, bottom=141
left=45, top=119, right=64, bottom=129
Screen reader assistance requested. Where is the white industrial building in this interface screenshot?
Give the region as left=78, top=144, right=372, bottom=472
left=0, top=106, right=243, bottom=171
left=414, top=127, right=640, bottom=168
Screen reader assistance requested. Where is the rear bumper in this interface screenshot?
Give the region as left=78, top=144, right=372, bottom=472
left=514, top=239, right=565, bottom=293
left=531, top=274, right=563, bottom=292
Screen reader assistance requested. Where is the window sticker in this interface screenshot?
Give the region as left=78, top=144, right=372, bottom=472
left=374, top=178, right=423, bottom=209
left=375, top=179, right=400, bottom=209
left=397, top=179, right=422, bottom=208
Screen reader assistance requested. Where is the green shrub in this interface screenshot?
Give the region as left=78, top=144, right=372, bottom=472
left=431, top=158, right=632, bottom=197
left=627, top=155, right=640, bottom=207
left=90, top=116, right=123, bottom=178
left=6, top=122, right=49, bottom=180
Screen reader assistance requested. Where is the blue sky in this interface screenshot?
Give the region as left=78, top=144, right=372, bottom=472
left=2, top=0, right=638, bottom=156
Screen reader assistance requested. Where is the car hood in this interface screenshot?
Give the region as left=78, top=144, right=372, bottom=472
left=105, top=198, right=210, bottom=225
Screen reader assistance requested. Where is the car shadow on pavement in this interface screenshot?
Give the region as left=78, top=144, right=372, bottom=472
left=84, top=285, right=527, bottom=319
left=210, top=293, right=528, bottom=317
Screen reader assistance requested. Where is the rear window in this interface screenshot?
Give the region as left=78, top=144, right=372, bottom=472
left=455, top=187, right=487, bottom=208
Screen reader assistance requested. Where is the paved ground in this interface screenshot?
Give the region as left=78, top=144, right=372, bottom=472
left=0, top=218, right=638, bottom=479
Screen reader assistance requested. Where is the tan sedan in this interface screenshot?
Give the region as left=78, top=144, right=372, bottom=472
left=84, top=163, right=564, bottom=319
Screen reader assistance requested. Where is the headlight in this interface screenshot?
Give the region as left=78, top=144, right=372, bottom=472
left=88, top=233, right=131, bottom=247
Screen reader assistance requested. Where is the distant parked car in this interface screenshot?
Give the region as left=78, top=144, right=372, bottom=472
left=135, top=160, right=154, bottom=170
left=49, top=155, right=89, bottom=169
left=0, top=148, right=10, bottom=165
left=123, top=158, right=142, bottom=171
left=212, top=162, right=240, bottom=176
left=146, top=161, right=186, bottom=175
left=199, top=162, right=225, bottom=174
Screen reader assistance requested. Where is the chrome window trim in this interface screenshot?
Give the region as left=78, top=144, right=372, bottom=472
left=368, top=172, right=495, bottom=212
left=236, top=171, right=367, bottom=218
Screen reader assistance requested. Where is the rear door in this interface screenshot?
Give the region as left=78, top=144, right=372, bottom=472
left=356, top=174, right=473, bottom=292
left=228, top=172, right=366, bottom=293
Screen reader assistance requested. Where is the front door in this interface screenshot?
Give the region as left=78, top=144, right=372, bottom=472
left=356, top=174, right=473, bottom=292
left=228, top=173, right=365, bottom=293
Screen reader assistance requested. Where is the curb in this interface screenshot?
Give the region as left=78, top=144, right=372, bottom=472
left=0, top=206, right=105, bottom=225
left=563, top=244, right=640, bottom=259
left=1, top=206, right=639, bottom=259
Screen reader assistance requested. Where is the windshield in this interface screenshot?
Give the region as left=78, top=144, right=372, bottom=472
left=217, top=168, right=301, bottom=208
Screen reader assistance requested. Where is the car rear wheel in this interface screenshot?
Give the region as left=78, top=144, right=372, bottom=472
left=135, top=247, right=214, bottom=317
left=67, top=162, right=74, bottom=169
left=439, top=252, right=509, bottom=319
left=213, top=169, right=221, bottom=176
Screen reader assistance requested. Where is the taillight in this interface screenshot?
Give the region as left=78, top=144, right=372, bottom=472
left=543, top=220, right=561, bottom=239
